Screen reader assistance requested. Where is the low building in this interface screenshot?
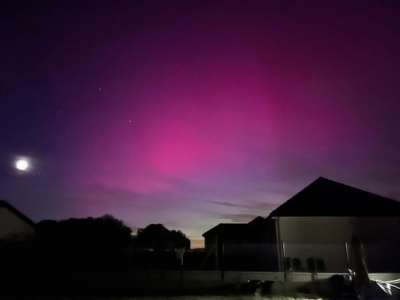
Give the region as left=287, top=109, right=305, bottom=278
left=202, top=177, right=400, bottom=272
left=203, top=223, right=247, bottom=269
left=271, top=177, right=400, bottom=273
left=0, top=200, right=35, bottom=241
left=203, top=218, right=277, bottom=270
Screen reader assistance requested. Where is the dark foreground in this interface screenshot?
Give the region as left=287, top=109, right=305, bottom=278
left=1, top=271, right=399, bottom=300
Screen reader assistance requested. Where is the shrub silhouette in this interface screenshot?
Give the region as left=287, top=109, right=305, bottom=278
left=137, top=224, right=190, bottom=250
left=36, top=215, right=132, bottom=270
left=37, top=214, right=132, bottom=247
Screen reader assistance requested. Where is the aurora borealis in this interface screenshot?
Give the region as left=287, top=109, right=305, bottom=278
left=1, top=1, right=400, bottom=247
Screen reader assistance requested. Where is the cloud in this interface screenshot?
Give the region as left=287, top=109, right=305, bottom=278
left=206, top=199, right=278, bottom=212
left=206, top=200, right=259, bottom=209
left=218, top=213, right=260, bottom=223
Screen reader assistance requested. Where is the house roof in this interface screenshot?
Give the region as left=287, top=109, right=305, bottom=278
left=202, top=215, right=267, bottom=237
left=269, top=177, right=400, bottom=217
left=248, top=216, right=266, bottom=226
left=202, top=223, right=247, bottom=237
left=0, top=200, right=35, bottom=227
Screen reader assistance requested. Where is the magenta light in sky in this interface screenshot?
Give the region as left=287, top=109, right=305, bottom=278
left=1, top=1, right=400, bottom=248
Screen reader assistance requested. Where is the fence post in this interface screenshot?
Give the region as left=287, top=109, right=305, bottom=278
left=282, top=241, right=287, bottom=282
left=221, top=243, right=225, bottom=281
left=345, top=241, right=350, bottom=272
left=179, top=267, right=183, bottom=289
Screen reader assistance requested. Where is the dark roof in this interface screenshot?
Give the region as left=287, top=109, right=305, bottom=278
left=203, top=216, right=266, bottom=237
left=202, top=223, right=247, bottom=237
left=248, top=216, right=265, bottom=226
left=0, top=200, right=35, bottom=227
left=269, top=177, right=400, bottom=217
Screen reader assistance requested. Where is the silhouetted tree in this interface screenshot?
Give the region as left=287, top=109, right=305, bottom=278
left=136, top=224, right=190, bottom=250
left=37, top=214, right=132, bottom=248
left=170, top=230, right=190, bottom=249
left=35, top=215, right=132, bottom=271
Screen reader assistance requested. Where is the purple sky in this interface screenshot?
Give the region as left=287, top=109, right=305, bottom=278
left=1, top=1, right=400, bottom=247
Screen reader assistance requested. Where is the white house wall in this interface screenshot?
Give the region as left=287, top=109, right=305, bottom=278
left=276, top=217, right=400, bottom=272
left=0, top=207, right=35, bottom=240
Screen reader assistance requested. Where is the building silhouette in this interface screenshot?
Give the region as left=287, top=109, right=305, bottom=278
left=203, top=177, right=400, bottom=272
left=0, top=200, right=35, bottom=241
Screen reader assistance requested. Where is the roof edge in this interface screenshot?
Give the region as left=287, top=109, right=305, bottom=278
left=0, top=200, right=36, bottom=228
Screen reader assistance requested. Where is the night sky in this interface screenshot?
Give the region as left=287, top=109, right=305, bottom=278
left=1, top=1, right=400, bottom=247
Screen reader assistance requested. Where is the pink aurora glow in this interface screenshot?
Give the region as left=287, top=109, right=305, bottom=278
left=3, top=1, right=399, bottom=247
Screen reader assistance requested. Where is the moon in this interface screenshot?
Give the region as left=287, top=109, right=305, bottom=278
left=15, top=158, right=30, bottom=172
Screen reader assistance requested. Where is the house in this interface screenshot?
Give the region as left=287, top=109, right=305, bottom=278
left=202, top=177, right=400, bottom=272
left=203, top=223, right=247, bottom=269
left=271, top=177, right=400, bottom=273
left=203, top=218, right=277, bottom=270
left=0, top=200, right=35, bottom=241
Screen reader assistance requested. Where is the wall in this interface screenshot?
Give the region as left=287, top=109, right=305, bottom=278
left=0, top=207, right=35, bottom=240
left=276, top=217, right=400, bottom=272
